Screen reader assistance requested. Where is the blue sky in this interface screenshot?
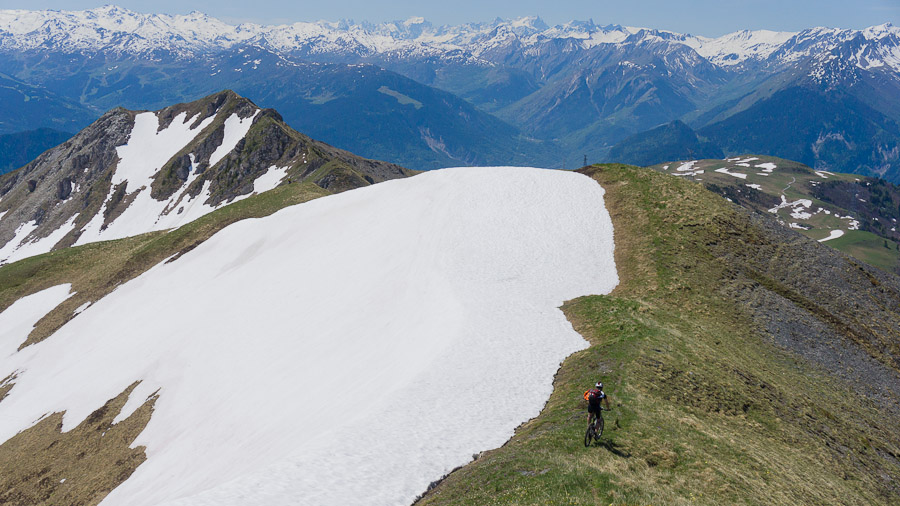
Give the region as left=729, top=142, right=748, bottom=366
left=2, top=1, right=898, bottom=36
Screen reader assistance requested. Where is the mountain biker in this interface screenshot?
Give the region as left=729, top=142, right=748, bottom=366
left=584, top=381, right=610, bottom=429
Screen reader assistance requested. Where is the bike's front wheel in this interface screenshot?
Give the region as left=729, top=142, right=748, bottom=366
left=596, top=416, right=604, bottom=439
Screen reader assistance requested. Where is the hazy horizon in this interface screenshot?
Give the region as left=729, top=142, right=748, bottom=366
left=1, top=1, right=897, bottom=37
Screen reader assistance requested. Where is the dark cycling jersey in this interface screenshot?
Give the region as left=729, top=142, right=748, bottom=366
left=587, top=388, right=606, bottom=414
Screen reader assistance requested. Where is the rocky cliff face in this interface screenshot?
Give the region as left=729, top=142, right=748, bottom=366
left=0, top=109, right=135, bottom=254
left=0, top=90, right=413, bottom=264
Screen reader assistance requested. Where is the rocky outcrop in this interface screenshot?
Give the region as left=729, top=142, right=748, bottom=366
left=0, top=108, right=135, bottom=250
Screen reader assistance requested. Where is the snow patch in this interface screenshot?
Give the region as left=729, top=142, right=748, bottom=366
left=208, top=111, right=259, bottom=169
left=768, top=195, right=813, bottom=219
left=672, top=160, right=704, bottom=176
left=0, top=220, right=38, bottom=263
left=715, top=167, right=748, bottom=179
left=252, top=166, right=290, bottom=194
left=112, top=381, right=159, bottom=425
left=819, top=229, right=845, bottom=242
left=675, top=160, right=698, bottom=172
left=746, top=184, right=762, bottom=190
left=1, top=216, right=78, bottom=265
left=167, top=180, right=217, bottom=226
left=0, top=284, right=72, bottom=359
left=112, top=112, right=213, bottom=190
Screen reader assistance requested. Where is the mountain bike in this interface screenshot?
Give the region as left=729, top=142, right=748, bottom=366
left=584, top=408, right=608, bottom=447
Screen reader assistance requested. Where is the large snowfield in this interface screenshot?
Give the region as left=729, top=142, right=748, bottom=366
left=0, top=167, right=618, bottom=506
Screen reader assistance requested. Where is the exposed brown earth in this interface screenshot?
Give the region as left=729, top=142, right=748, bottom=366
left=0, top=382, right=155, bottom=506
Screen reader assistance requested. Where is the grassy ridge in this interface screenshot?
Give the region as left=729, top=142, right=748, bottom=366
left=417, top=164, right=900, bottom=505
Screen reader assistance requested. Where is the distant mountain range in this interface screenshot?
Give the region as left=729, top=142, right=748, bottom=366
left=0, top=6, right=899, bottom=178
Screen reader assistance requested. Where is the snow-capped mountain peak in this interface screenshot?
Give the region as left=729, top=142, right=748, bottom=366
left=533, top=20, right=632, bottom=48
left=862, top=22, right=895, bottom=39
left=682, top=29, right=797, bottom=66
left=0, top=5, right=250, bottom=55
left=1, top=5, right=897, bottom=72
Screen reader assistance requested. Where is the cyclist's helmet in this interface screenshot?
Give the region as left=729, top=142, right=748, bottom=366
left=595, top=381, right=603, bottom=389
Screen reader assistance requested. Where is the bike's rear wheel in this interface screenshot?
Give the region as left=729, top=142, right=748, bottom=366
left=584, top=425, right=593, bottom=447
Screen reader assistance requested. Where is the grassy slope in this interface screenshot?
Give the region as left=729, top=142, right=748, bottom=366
left=646, top=156, right=900, bottom=274
left=417, top=164, right=900, bottom=505
left=825, top=230, right=900, bottom=273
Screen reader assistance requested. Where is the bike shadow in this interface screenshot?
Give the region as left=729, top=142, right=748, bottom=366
left=594, top=438, right=631, bottom=458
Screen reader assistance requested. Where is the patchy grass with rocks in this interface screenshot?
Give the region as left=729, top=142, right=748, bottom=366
left=649, top=156, right=900, bottom=273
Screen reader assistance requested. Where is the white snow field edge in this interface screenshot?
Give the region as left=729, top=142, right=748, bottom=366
left=0, top=166, right=618, bottom=506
